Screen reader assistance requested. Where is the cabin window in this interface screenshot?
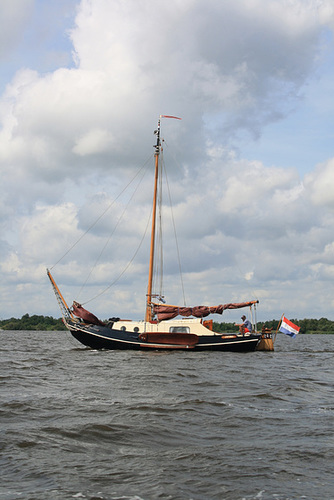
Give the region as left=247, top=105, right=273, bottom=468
left=169, top=326, right=190, bottom=333
left=134, top=327, right=139, bottom=333
left=121, top=326, right=126, bottom=331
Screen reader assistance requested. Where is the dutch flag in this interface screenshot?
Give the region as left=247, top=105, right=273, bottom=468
left=279, top=316, right=300, bottom=338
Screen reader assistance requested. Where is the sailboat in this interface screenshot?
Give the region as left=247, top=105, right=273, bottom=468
left=47, top=116, right=261, bottom=351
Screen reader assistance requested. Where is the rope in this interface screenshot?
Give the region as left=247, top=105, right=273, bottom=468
left=152, top=153, right=164, bottom=301
left=81, top=201, right=153, bottom=305
left=161, top=148, right=187, bottom=307
left=50, top=155, right=153, bottom=270
left=77, top=159, right=151, bottom=300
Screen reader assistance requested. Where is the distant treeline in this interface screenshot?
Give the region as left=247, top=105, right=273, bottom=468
left=0, top=314, right=65, bottom=331
left=1, top=314, right=334, bottom=333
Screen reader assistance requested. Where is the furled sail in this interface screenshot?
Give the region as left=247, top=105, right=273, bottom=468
left=153, top=301, right=258, bottom=321
left=72, top=301, right=105, bottom=326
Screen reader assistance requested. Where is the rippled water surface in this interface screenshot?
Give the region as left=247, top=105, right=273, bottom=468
left=1, top=331, right=333, bottom=499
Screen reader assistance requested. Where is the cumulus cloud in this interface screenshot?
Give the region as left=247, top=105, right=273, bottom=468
left=1, top=0, right=334, bottom=321
left=304, top=159, right=334, bottom=207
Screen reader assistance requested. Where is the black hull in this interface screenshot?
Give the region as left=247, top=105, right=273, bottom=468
left=67, top=322, right=260, bottom=352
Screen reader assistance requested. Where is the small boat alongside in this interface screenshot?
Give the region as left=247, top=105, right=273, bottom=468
left=48, top=116, right=262, bottom=352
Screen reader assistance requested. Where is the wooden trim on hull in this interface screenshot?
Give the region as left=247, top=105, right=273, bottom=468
left=67, top=322, right=260, bottom=352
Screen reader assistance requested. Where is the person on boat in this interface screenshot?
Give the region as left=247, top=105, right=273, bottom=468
left=235, top=315, right=252, bottom=334
left=241, top=315, right=252, bottom=333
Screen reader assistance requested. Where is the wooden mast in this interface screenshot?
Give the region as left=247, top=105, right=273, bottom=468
left=145, top=118, right=161, bottom=322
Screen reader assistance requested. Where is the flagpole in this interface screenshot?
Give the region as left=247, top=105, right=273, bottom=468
left=273, top=313, right=284, bottom=344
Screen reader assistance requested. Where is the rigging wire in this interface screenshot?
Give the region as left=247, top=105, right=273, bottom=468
left=81, top=201, right=153, bottom=306
left=51, top=120, right=187, bottom=308
left=76, top=158, right=152, bottom=300
left=149, top=138, right=187, bottom=306
left=163, top=138, right=259, bottom=304
left=152, top=152, right=164, bottom=301
left=162, top=154, right=187, bottom=307
left=50, top=155, right=153, bottom=270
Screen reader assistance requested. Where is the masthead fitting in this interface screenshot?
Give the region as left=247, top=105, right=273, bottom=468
left=153, top=119, right=161, bottom=155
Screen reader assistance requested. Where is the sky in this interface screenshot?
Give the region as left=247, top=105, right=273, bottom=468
left=1, top=0, right=334, bottom=324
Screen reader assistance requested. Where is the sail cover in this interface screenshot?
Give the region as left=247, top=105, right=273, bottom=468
left=72, top=301, right=105, bottom=326
left=153, top=301, right=258, bottom=321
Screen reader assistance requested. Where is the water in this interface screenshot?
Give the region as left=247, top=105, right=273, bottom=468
left=1, top=331, right=333, bottom=500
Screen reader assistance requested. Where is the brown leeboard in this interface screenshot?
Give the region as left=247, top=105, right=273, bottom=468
left=256, top=338, right=274, bottom=351
left=139, top=332, right=198, bottom=347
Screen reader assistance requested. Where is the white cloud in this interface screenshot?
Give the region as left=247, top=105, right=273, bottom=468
left=304, top=158, right=334, bottom=207
left=72, top=128, right=115, bottom=156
